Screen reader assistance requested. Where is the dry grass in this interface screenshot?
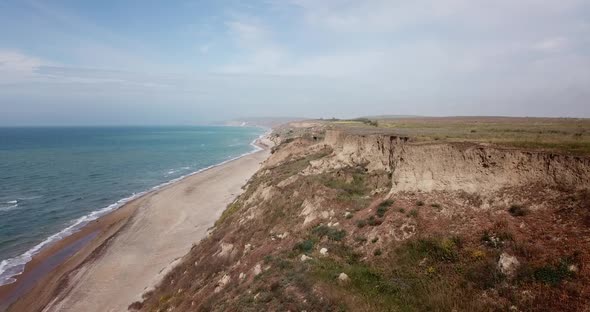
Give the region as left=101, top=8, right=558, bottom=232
left=325, top=116, right=590, bottom=154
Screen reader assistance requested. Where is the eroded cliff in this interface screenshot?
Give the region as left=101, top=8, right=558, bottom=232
left=137, top=125, right=590, bottom=312
left=313, top=130, right=590, bottom=193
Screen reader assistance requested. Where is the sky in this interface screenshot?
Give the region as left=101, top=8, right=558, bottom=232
left=0, top=0, right=589, bottom=125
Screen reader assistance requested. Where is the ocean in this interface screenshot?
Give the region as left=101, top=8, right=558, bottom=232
left=0, top=126, right=264, bottom=286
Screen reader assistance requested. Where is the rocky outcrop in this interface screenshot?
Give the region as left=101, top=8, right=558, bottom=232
left=498, top=253, right=520, bottom=278
left=312, top=130, right=590, bottom=194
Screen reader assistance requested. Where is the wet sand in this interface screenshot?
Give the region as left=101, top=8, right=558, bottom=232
left=1, top=143, right=270, bottom=312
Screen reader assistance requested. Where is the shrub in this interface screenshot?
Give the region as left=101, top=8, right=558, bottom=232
left=465, top=259, right=504, bottom=289
left=356, top=219, right=367, bottom=228
left=379, top=199, right=394, bottom=208
left=294, top=239, right=315, bottom=253
left=374, top=249, right=382, bottom=256
left=376, top=206, right=388, bottom=217
left=328, top=229, right=347, bottom=241
left=398, top=208, right=406, bottom=213
left=408, top=209, right=418, bottom=218
left=416, top=200, right=424, bottom=206
left=533, top=260, right=574, bottom=286
left=371, top=237, right=379, bottom=243
left=423, top=239, right=457, bottom=261
left=312, top=225, right=347, bottom=241
left=508, top=204, right=528, bottom=217
left=430, top=203, right=441, bottom=209
left=354, top=236, right=368, bottom=244
left=367, top=216, right=382, bottom=226
left=471, top=249, right=486, bottom=260
left=312, top=225, right=331, bottom=237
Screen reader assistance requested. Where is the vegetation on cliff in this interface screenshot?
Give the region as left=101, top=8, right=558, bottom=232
left=136, top=120, right=590, bottom=312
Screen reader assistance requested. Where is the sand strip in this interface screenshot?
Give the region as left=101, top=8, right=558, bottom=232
left=2, top=143, right=269, bottom=312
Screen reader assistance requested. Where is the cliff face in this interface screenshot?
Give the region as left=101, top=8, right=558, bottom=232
left=138, top=127, right=590, bottom=312
left=313, top=130, right=590, bottom=193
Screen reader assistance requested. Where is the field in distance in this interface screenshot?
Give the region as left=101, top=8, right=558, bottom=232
left=322, top=116, right=590, bottom=155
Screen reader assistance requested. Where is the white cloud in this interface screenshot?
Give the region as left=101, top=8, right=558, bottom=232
left=0, top=50, right=43, bottom=73
left=532, top=37, right=570, bottom=53
left=225, top=15, right=270, bottom=47
left=289, top=0, right=588, bottom=35
left=0, top=50, right=46, bottom=84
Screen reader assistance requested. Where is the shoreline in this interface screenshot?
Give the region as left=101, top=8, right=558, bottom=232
left=0, top=134, right=272, bottom=311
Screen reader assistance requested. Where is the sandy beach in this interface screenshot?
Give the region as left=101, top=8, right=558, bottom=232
left=1, top=141, right=270, bottom=312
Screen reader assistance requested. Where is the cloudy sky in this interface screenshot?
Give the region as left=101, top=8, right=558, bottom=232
left=0, top=0, right=589, bottom=125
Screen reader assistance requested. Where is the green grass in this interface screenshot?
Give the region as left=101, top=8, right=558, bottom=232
left=322, top=172, right=367, bottom=198
left=311, top=258, right=402, bottom=309
left=397, top=238, right=460, bottom=263
left=308, top=239, right=491, bottom=311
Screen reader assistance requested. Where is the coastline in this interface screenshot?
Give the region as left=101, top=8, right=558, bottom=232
left=0, top=134, right=272, bottom=312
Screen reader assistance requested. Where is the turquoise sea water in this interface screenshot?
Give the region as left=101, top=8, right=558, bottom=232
left=0, top=126, right=264, bottom=286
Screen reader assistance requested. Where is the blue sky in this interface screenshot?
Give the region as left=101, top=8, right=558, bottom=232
left=0, top=0, right=589, bottom=125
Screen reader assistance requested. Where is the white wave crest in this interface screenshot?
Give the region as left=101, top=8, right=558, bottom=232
left=0, top=203, right=18, bottom=212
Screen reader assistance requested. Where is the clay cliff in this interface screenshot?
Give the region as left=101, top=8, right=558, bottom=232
left=137, top=124, right=590, bottom=312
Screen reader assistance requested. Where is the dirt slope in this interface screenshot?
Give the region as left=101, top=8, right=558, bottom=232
left=138, top=124, right=590, bottom=312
